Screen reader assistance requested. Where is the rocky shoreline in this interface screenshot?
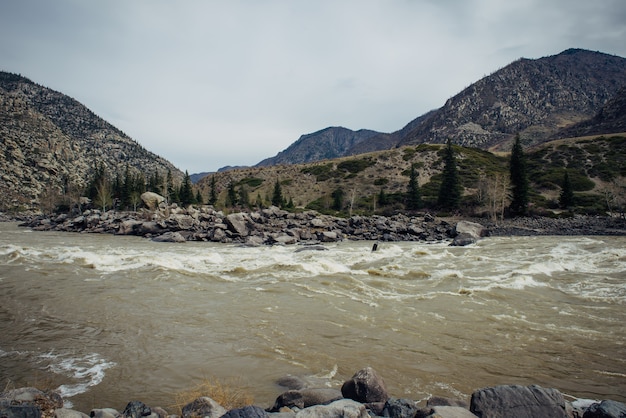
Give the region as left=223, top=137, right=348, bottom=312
left=8, top=195, right=626, bottom=247
left=1, top=367, right=625, bottom=418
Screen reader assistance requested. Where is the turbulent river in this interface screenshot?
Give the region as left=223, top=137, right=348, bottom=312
left=0, top=222, right=625, bottom=411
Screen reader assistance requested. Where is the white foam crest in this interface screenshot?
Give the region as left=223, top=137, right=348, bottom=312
left=39, top=352, right=116, bottom=398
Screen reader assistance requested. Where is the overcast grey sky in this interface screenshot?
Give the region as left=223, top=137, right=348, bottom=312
left=1, top=0, right=625, bottom=173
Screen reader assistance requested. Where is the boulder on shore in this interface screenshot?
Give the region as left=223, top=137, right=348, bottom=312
left=470, top=384, right=569, bottom=418
left=140, top=192, right=165, bottom=211
left=341, top=367, right=389, bottom=404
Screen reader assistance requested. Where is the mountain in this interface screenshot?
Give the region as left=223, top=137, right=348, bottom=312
left=0, top=71, right=182, bottom=212
left=254, top=49, right=626, bottom=168
left=255, top=126, right=382, bottom=167
left=397, top=49, right=626, bottom=151
left=554, top=86, right=626, bottom=138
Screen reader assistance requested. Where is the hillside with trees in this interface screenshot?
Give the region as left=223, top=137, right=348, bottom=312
left=196, top=134, right=626, bottom=220
left=0, top=71, right=183, bottom=213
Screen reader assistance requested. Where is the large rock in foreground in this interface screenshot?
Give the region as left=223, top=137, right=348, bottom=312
left=341, top=367, right=389, bottom=404
left=470, top=384, right=569, bottom=417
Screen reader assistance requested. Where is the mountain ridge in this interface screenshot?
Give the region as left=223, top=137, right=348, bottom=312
left=252, top=49, right=626, bottom=168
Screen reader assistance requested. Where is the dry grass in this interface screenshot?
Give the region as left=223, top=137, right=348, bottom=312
left=170, top=377, right=254, bottom=415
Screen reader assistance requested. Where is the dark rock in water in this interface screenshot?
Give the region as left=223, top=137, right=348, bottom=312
left=121, top=401, right=151, bottom=418
left=381, top=397, right=420, bottom=418
left=470, top=384, right=568, bottom=417
left=268, top=388, right=343, bottom=412
left=181, top=397, right=226, bottom=418
left=583, top=400, right=626, bottom=418
left=0, top=405, right=41, bottom=418
left=294, top=245, right=327, bottom=253
left=341, top=367, right=389, bottom=404
left=449, top=233, right=476, bottom=246
left=151, top=231, right=186, bottom=243
left=221, top=405, right=268, bottom=418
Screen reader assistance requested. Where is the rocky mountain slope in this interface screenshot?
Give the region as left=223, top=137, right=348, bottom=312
left=256, top=126, right=382, bottom=167
left=398, top=49, right=626, bottom=150
left=0, top=71, right=182, bottom=212
left=255, top=49, right=626, bottom=168
left=554, top=85, right=626, bottom=138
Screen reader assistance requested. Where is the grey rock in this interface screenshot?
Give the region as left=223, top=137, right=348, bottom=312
left=221, top=405, right=268, bottom=418
left=341, top=367, right=389, bottom=404
left=0, top=405, right=41, bottom=418
left=449, top=233, right=476, bottom=246
left=454, top=221, right=486, bottom=239
left=382, top=398, right=420, bottom=418
left=226, top=213, right=250, bottom=237
left=269, top=389, right=343, bottom=412
left=121, top=401, right=151, bottom=418
left=151, top=231, right=186, bottom=243
left=470, top=384, right=568, bottom=418
left=89, top=408, right=121, bottom=418
left=141, top=192, right=166, bottom=211
left=583, top=400, right=626, bottom=418
left=294, top=399, right=369, bottom=418
left=429, top=406, right=477, bottom=418
left=54, top=408, right=90, bottom=418
left=181, top=397, right=227, bottom=418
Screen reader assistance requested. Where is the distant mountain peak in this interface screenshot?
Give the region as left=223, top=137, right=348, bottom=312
left=255, top=126, right=383, bottom=167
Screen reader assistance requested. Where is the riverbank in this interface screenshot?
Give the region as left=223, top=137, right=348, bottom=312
left=1, top=367, right=625, bottom=418
left=6, top=203, right=626, bottom=246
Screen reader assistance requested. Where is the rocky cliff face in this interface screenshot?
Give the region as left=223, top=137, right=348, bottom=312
left=397, top=49, right=626, bottom=151
left=0, top=72, right=182, bottom=212
left=554, top=86, right=626, bottom=138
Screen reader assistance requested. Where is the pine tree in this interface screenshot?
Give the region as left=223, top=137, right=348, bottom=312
left=559, top=170, right=575, bottom=209
left=238, top=185, right=249, bottom=207
left=271, top=179, right=283, bottom=207
left=405, top=164, right=422, bottom=210
left=195, top=190, right=203, bottom=206
left=208, top=176, right=218, bottom=206
left=166, top=169, right=177, bottom=204
left=179, top=170, right=194, bottom=206
left=509, top=134, right=529, bottom=216
left=332, top=188, right=344, bottom=211
left=378, top=188, right=388, bottom=206
left=437, top=139, right=461, bottom=210
left=226, top=182, right=237, bottom=207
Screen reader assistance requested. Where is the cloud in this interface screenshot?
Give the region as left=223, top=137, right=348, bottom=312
left=1, top=0, right=625, bottom=173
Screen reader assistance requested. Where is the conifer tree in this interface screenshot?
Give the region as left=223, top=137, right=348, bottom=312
left=179, top=170, right=194, bottom=206
left=437, top=139, right=461, bottom=210
left=405, top=164, right=422, bottom=210
left=166, top=169, right=177, bottom=204
left=208, top=176, right=218, bottom=206
left=226, top=182, right=237, bottom=207
left=271, top=179, right=283, bottom=207
left=332, top=188, right=344, bottom=211
left=238, top=185, right=249, bottom=208
left=195, top=190, right=203, bottom=206
left=509, top=134, right=529, bottom=216
left=378, top=188, right=388, bottom=206
left=559, top=170, right=575, bottom=209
